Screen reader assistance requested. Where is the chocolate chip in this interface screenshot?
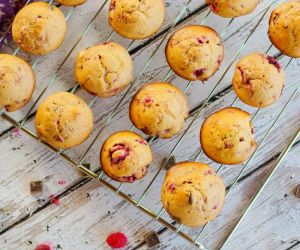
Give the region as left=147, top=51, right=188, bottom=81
left=144, top=231, right=160, bottom=249
left=295, top=184, right=300, bottom=198
left=30, top=181, right=43, bottom=194
left=163, top=156, right=176, bottom=170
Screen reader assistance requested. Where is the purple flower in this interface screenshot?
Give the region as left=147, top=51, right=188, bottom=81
left=0, top=0, right=29, bottom=47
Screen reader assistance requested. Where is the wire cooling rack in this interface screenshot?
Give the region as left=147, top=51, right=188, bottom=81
left=0, top=0, right=299, bottom=249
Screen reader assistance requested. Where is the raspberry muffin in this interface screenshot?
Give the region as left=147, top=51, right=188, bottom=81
left=0, top=54, right=35, bottom=112
left=161, top=162, right=225, bottom=227
left=100, top=131, right=153, bottom=183
left=35, top=92, right=93, bottom=149
left=200, top=107, right=257, bottom=165
left=129, top=82, right=189, bottom=139
left=75, top=42, right=133, bottom=98
left=165, top=25, right=224, bottom=81
left=108, top=0, right=165, bottom=39
left=56, top=0, right=86, bottom=6
left=205, top=0, right=259, bottom=18
left=233, top=53, right=285, bottom=107
left=12, top=2, right=67, bottom=55
left=268, top=1, right=300, bottom=58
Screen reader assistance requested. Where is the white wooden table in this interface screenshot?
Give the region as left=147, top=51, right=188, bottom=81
left=0, top=0, right=299, bottom=249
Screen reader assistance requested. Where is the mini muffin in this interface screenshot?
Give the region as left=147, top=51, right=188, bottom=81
left=75, top=42, right=133, bottom=98
left=0, top=54, right=35, bottom=112
left=205, top=0, right=259, bottom=18
left=268, top=1, right=300, bottom=58
left=129, top=82, right=189, bottom=139
left=200, top=107, right=256, bottom=165
left=100, top=131, right=153, bottom=183
left=161, top=162, right=225, bottom=228
left=56, top=0, right=86, bottom=6
left=165, top=25, right=224, bottom=81
left=35, top=92, right=93, bottom=149
left=12, top=2, right=67, bottom=55
left=233, top=53, right=285, bottom=108
left=108, top=0, right=165, bottom=40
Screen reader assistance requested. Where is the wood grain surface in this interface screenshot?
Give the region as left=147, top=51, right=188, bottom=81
left=0, top=0, right=299, bottom=249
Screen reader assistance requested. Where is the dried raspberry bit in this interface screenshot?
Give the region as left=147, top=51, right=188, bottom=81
left=110, top=144, right=130, bottom=164
left=111, top=88, right=119, bottom=94
left=213, top=204, right=218, bottom=210
left=11, top=128, right=22, bottom=138
left=122, top=175, right=137, bottom=183
left=267, top=56, right=281, bottom=72
left=49, top=194, right=60, bottom=205
left=57, top=180, right=66, bottom=185
left=3, top=104, right=10, bottom=111
left=204, top=169, right=214, bottom=175
left=135, top=138, right=147, bottom=145
left=209, top=3, right=218, bottom=13
left=109, top=1, right=116, bottom=11
left=35, top=242, right=53, bottom=250
left=272, top=13, right=280, bottom=25
left=237, top=66, right=250, bottom=85
left=194, top=68, right=206, bottom=78
left=239, top=137, right=245, bottom=142
left=144, top=97, right=153, bottom=106
left=217, top=54, right=223, bottom=65
left=168, top=183, right=176, bottom=192
left=106, top=232, right=128, bottom=249
left=196, top=36, right=207, bottom=44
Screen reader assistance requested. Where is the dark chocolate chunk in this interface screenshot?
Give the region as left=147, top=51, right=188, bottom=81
left=144, top=231, right=160, bottom=249
left=163, top=156, right=176, bottom=170
left=30, top=181, right=43, bottom=194
left=295, top=184, right=300, bottom=198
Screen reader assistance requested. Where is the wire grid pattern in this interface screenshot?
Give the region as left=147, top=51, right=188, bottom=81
left=0, top=0, right=299, bottom=249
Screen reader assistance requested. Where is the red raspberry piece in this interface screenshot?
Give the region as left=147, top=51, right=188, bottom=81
left=106, top=232, right=128, bottom=249
left=35, top=242, right=52, bottom=250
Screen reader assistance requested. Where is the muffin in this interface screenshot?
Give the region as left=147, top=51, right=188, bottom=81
left=12, top=2, right=67, bottom=55
left=268, top=1, right=300, bottom=58
left=161, top=162, right=225, bottom=227
left=129, top=82, right=189, bottom=139
left=165, top=25, right=224, bottom=81
left=56, top=0, right=86, bottom=6
left=108, top=0, right=165, bottom=40
left=35, top=92, right=93, bottom=149
left=0, top=54, right=35, bottom=112
left=200, top=107, right=257, bottom=165
left=233, top=53, right=285, bottom=108
left=100, top=131, right=153, bottom=183
left=205, top=0, right=259, bottom=18
left=75, top=42, right=133, bottom=98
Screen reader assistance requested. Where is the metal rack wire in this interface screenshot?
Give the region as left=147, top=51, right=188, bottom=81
left=0, top=0, right=299, bottom=249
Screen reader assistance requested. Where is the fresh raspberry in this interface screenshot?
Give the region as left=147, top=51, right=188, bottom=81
left=35, top=242, right=52, bottom=250
left=106, top=232, right=128, bottom=249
